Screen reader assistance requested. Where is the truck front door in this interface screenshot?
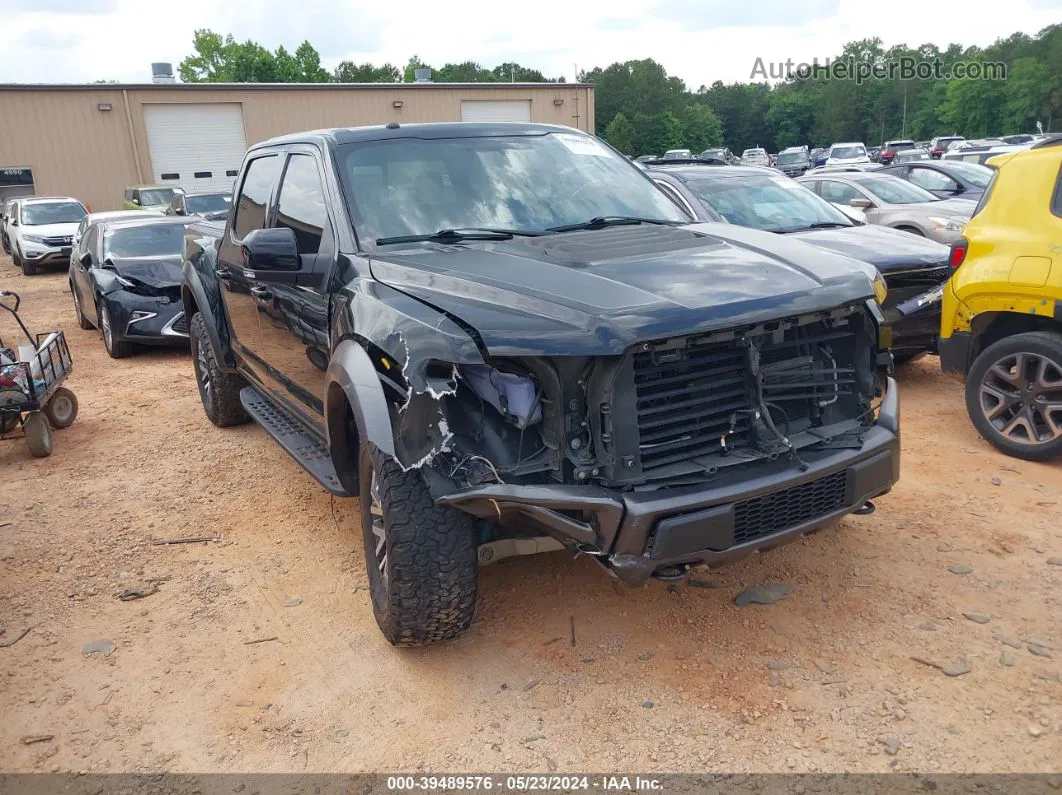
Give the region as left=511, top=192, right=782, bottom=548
left=217, top=153, right=283, bottom=382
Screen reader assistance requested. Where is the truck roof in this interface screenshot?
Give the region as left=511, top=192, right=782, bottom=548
left=250, top=122, right=582, bottom=152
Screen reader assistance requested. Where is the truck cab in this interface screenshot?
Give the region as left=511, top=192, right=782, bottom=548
left=182, top=123, right=900, bottom=646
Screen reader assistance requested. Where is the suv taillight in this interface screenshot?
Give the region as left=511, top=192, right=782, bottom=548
left=949, top=239, right=968, bottom=269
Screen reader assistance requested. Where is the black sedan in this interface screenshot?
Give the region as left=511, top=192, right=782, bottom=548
left=69, top=216, right=192, bottom=358
left=876, top=160, right=993, bottom=201
left=647, top=163, right=953, bottom=363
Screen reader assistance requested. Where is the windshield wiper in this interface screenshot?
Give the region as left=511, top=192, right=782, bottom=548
left=776, top=221, right=852, bottom=233
left=547, top=216, right=682, bottom=233
left=375, top=227, right=544, bottom=245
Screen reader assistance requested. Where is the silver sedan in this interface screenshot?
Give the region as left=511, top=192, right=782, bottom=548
left=796, top=171, right=977, bottom=244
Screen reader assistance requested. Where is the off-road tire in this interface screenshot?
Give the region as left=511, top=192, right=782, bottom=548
left=72, top=285, right=94, bottom=330
left=23, top=412, right=52, bottom=457
left=189, top=312, right=249, bottom=427
left=359, top=443, right=478, bottom=646
left=43, top=387, right=78, bottom=429
left=965, top=331, right=1062, bottom=462
left=98, top=300, right=134, bottom=358
left=1, top=412, right=19, bottom=435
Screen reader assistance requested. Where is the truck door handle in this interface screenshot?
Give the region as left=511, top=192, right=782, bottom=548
left=250, top=285, right=273, bottom=300
left=216, top=268, right=231, bottom=281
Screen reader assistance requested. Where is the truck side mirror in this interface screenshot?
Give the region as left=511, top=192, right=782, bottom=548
left=131, top=197, right=140, bottom=206
left=241, top=227, right=299, bottom=273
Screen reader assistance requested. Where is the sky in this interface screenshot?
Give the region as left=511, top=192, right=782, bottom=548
left=0, top=0, right=1059, bottom=88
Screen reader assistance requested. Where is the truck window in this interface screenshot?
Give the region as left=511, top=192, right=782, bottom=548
left=275, top=154, right=328, bottom=254
left=233, top=155, right=282, bottom=240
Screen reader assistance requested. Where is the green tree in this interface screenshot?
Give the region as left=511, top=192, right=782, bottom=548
left=403, top=55, right=432, bottom=82
left=435, top=61, right=495, bottom=82
left=603, top=112, right=636, bottom=154
left=332, top=61, right=401, bottom=82
left=680, top=103, right=723, bottom=152
left=1001, top=58, right=1054, bottom=133
left=178, top=30, right=327, bottom=83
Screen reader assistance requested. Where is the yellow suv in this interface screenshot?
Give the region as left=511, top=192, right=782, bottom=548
left=939, top=135, right=1062, bottom=460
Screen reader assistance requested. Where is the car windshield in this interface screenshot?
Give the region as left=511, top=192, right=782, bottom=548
left=662, top=150, right=691, bottom=159
left=775, top=152, right=806, bottom=165
left=943, top=161, right=993, bottom=188
left=186, top=193, right=231, bottom=214
left=139, top=189, right=178, bottom=206
left=337, top=132, right=688, bottom=244
left=21, top=201, right=86, bottom=225
left=860, top=175, right=939, bottom=204
left=889, top=142, right=915, bottom=151
left=895, top=151, right=929, bottom=162
left=831, top=146, right=866, bottom=159
left=685, top=173, right=852, bottom=233
left=742, top=149, right=766, bottom=158
left=104, top=224, right=187, bottom=258
left=700, top=149, right=724, bottom=158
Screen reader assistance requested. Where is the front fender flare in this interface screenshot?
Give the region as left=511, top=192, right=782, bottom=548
left=325, top=339, right=396, bottom=492
left=182, top=264, right=233, bottom=372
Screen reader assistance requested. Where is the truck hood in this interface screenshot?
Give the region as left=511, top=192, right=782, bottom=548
left=106, top=255, right=183, bottom=288
left=788, top=224, right=950, bottom=273
left=369, top=223, right=876, bottom=356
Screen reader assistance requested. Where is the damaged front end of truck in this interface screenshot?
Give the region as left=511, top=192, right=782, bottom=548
left=333, top=283, right=899, bottom=587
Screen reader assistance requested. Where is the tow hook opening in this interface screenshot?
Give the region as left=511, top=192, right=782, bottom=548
left=854, top=500, right=876, bottom=516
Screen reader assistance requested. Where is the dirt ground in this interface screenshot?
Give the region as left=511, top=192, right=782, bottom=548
left=0, top=252, right=1060, bottom=775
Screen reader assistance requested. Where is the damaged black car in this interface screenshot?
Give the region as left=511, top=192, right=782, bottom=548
left=182, top=123, right=901, bottom=646
left=71, top=216, right=193, bottom=358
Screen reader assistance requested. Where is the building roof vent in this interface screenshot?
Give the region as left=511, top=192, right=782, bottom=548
left=151, top=63, right=175, bottom=84
left=414, top=68, right=432, bottom=83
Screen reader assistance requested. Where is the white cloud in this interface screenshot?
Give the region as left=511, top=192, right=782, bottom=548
left=0, top=0, right=1056, bottom=86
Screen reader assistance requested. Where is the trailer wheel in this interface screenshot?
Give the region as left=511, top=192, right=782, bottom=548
left=43, top=387, right=78, bottom=429
left=23, top=412, right=53, bottom=457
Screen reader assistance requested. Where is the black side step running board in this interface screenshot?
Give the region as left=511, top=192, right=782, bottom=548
left=239, top=387, right=351, bottom=497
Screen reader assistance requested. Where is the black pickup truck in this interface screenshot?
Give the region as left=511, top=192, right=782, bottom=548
left=181, top=123, right=900, bottom=646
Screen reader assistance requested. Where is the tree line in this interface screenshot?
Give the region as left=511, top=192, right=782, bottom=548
left=177, top=24, right=1061, bottom=155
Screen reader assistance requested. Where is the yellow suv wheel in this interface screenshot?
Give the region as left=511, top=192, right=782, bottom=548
left=965, top=331, right=1062, bottom=461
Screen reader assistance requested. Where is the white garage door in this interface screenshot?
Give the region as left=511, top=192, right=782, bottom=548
left=143, top=103, right=247, bottom=194
left=460, top=100, right=532, bottom=123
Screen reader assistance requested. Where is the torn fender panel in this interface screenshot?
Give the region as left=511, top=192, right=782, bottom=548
left=333, top=277, right=484, bottom=393
left=330, top=277, right=485, bottom=471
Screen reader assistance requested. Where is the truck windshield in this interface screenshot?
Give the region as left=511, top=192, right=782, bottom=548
left=775, top=152, right=806, bottom=165
left=337, top=132, right=687, bottom=244
left=22, top=201, right=87, bottom=225
left=104, top=224, right=187, bottom=258
left=140, top=189, right=178, bottom=206
left=685, top=174, right=853, bottom=233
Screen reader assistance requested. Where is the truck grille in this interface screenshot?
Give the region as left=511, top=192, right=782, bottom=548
left=733, top=469, right=848, bottom=545
left=631, top=312, right=862, bottom=473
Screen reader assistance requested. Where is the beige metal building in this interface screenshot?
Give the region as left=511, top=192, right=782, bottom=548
left=0, top=82, right=595, bottom=212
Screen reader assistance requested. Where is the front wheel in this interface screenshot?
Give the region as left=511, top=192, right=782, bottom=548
left=358, top=444, right=478, bottom=646
left=189, top=312, right=249, bottom=427
left=965, top=331, right=1062, bottom=461
left=23, top=412, right=53, bottom=457
left=99, top=300, right=134, bottom=358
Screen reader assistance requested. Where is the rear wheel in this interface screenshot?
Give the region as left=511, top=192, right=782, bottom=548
left=966, top=331, right=1062, bottom=461
left=189, top=312, right=249, bottom=427
left=1, top=412, right=19, bottom=435
left=99, top=300, right=134, bottom=358
left=43, top=387, right=78, bottom=429
left=358, top=443, right=478, bottom=646
left=23, top=412, right=52, bottom=457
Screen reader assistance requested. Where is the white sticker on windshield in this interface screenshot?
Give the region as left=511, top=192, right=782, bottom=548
left=555, top=133, right=611, bottom=156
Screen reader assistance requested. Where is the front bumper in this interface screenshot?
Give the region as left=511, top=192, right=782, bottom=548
left=938, top=332, right=972, bottom=375
left=103, top=291, right=188, bottom=345
left=21, top=246, right=71, bottom=266
left=440, top=378, right=901, bottom=585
